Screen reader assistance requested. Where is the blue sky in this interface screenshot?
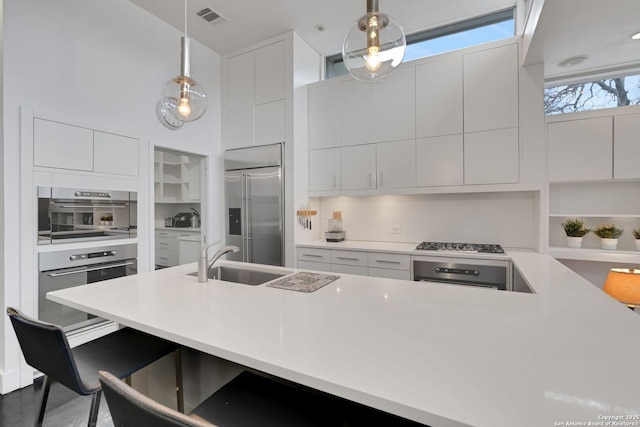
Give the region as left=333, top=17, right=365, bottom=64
left=404, top=20, right=514, bottom=62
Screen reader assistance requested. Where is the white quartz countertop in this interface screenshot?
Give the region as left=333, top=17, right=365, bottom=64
left=48, top=249, right=640, bottom=427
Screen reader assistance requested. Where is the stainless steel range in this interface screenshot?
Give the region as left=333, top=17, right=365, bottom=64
left=413, top=241, right=509, bottom=290
left=416, top=242, right=505, bottom=254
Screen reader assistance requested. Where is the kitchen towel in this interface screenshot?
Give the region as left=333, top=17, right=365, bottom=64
left=267, top=272, right=339, bottom=293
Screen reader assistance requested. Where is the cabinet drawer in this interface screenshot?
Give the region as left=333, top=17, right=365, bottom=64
left=297, top=248, right=331, bottom=263
left=368, top=267, right=411, bottom=281
left=331, top=250, right=367, bottom=267
left=331, top=264, right=367, bottom=276
left=368, top=252, right=410, bottom=270
left=297, top=260, right=332, bottom=273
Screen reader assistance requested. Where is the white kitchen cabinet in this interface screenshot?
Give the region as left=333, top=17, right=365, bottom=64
left=93, top=131, right=139, bottom=176
left=34, top=119, right=93, bottom=171
left=309, top=148, right=341, bottom=192
left=377, top=139, right=416, bottom=189
left=463, top=43, right=518, bottom=133
left=340, top=79, right=375, bottom=146
left=367, top=252, right=411, bottom=280
left=254, top=100, right=285, bottom=145
left=416, top=135, right=463, bottom=187
left=339, top=67, right=415, bottom=146
left=156, top=229, right=200, bottom=268
left=374, top=67, right=415, bottom=143
left=227, top=107, right=254, bottom=149
left=227, top=51, right=254, bottom=111
left=297, top=246, right=411, bottom=280
left=547, top=117, right=612, bottom=182
left=614, top=113, right=640, bottom=179
left=341, top=144, right=376, bottom=190
left=416, top=56, right=463, bottom=138
left=464, top=128, right=519, bottom=185
left=331, top=250, right=368, bottom=275
left=297, top=247, right=331, bottom=264
left=254, top=40, right=285, bottom=105
left=308, top=81, right=340, bottom=149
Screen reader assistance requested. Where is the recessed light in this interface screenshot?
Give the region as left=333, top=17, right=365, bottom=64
left=314, top=25, right=326, bottom=32
left=558, top=55, right=589, bottom=68
left=631, top=31, right=640, bottom=40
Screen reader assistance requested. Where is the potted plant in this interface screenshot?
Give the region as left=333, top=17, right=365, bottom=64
left=562, top=218, right=590, bottom=248
left=594, top=224, right=623, bottom=250
left=633, top=228, right=640, bottom=251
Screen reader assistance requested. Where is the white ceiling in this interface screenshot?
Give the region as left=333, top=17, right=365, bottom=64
left=129, top=0, right=640, bottom=81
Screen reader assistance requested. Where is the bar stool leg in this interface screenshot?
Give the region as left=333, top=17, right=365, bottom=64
left=87, top=390, right=102, bottom=427
left=175, top=348, right=184, bottom=413
left=34, top=376, right=52, bottom=427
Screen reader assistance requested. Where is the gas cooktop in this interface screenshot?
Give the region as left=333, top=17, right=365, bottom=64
left=416, top=242, right=505, bottom=254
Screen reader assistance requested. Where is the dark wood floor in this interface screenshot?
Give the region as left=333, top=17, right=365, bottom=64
left=0, top=378, right=114, bottom=427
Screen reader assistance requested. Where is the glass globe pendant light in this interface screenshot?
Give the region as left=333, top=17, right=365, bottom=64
left=342, top=0, right=406, bottom=83
left=160, top=0, right=207, bottom=122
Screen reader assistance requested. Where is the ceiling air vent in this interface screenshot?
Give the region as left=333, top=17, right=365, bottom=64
left=196, top=7, right=226, bottom=24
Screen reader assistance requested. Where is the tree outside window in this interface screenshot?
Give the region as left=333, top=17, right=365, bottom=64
left=544, top=75, right=640, bottom=115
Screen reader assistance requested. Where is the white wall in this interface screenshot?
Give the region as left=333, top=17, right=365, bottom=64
left=1, top=0, right=221, bottom=393
left=317, top=192, right=540, bottom=248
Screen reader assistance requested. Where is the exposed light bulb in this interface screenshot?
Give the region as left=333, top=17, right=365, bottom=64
left=365, top=15, right=382, bottom=72
left=365, top=48, right=382, bottom=72
left=178, top=98, right=191, bottom=117
left=177, top=81, right=192, bottom=118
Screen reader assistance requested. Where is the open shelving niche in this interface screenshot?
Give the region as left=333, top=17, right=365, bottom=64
left=547, top=180, right=640, bottom=263
left=154, top=150, right=201, bottom=203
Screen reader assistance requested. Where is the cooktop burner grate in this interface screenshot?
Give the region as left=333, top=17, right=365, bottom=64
left=416, top=242, right=504, bottom=254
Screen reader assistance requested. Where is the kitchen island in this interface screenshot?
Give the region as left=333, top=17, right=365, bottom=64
left=47, top=249, right=640, bottom=427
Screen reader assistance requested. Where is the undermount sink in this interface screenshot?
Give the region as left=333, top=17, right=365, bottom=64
left=188, top=265, right=290, bottom=286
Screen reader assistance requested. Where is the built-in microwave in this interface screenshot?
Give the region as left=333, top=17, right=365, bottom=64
left=37, top=187, right=137, bottom=244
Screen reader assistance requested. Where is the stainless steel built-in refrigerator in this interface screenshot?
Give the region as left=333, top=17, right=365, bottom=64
left=224, top=143, right=283, bottom=266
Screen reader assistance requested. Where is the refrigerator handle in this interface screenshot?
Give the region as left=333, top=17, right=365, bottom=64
left=243, top=171, right=251, bottom=262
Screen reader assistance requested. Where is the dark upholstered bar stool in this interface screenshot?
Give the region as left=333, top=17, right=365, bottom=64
left=100, top=369, right=425, bottom=427
left=7, top=307, right=183, bottom=427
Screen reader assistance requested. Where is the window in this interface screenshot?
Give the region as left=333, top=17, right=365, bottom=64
left=326, top=8, right=515, bottom=79
left=544, top=74, right=640, bottom=115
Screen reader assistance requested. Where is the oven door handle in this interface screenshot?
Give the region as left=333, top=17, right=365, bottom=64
left=58, top=204, right=127, bottom=209
left=46, top=261, right=135, bottom=277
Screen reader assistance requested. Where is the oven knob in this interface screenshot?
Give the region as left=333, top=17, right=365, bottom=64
left=70, top=254, right=87, bottom=261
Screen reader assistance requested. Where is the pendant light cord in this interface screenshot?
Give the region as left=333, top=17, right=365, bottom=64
left=184, top=0, right=188, bottom=38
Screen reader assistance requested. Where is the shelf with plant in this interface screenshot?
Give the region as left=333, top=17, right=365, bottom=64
left=561, top=218, right=590, bottom=248
left=593, top=224, right=624, bottom=250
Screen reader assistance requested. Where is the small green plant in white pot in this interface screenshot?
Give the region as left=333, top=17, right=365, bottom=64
left=594, top=224, right=623, bottom=250
left=633, top=228, right=640, bottom=251
left=562, top=218, right=590, bottom=248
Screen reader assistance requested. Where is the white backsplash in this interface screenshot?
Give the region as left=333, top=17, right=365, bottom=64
left=317, top=192, right=539, bottom=248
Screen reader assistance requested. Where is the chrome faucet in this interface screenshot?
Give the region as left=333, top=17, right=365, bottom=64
left=198, top=244, right=240, bottom=283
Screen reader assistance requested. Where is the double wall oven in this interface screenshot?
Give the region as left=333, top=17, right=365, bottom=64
left=37, top=186, right=138, bottom=333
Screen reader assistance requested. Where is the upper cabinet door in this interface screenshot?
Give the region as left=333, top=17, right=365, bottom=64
left=34, top=119, right=93, bottom=171
left=227, top=51, right=255, bottom=111
left=374, top=67, right=415, bottom=143
left=254, top=100, right=285, bottom=145
left=340, top=79, right=375, bottom=146
left=93, top=132, right=139, bottom=176
left=464, top=128, right=519, bottom=185
left=614, top=113, right=640, bottom=179
left=416, top=56, right=463, bottom=138
left=547, top=117, right=613, bottom=181
left=308, top=81, right=340, bottom=150
left=463, top=43, right=518, bottom=133
left=309, top=148, right=341, bottom=192
left=416, top=135, right=463, bottom=187
left=342, top=144, right=377, bottom=190
left=377, top=139, right=416, bottom=189
left=254, top=40, right=285, bottom=105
